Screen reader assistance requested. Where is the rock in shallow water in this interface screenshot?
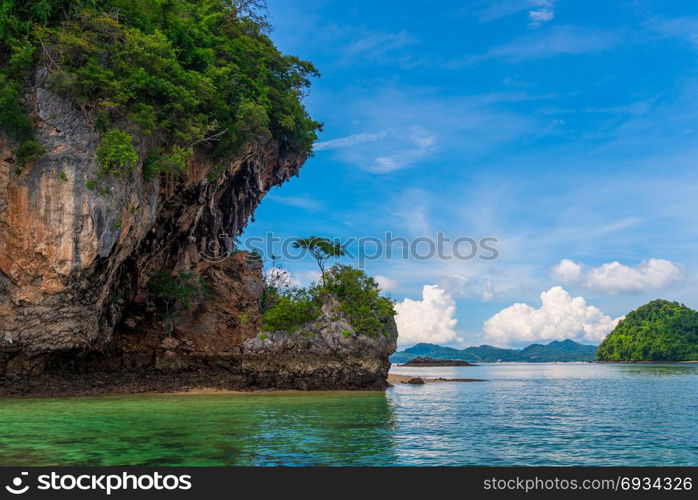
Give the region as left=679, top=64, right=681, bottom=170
left=242, top=298, right=398, bottom=390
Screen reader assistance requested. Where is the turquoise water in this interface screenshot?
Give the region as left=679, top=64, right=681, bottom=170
left=0, top=363, right=696, bottom=466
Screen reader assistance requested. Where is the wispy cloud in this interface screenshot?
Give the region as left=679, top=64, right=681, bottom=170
left=472, top=25, right=618, bottom=63
left=343, top=31, right=419, bottom=59
left=651, top=16, right=698, bottom=48
left=369, top=127, right=436, bottom=173
left=266, top=195, right=322, bottom=212
left=314, top=131, right=387, bottom=151
left=321, top=88, right=542, bottom=173
left=477, top=0, right=556, bottom=27
left=528, top=2, right=555, bottom=28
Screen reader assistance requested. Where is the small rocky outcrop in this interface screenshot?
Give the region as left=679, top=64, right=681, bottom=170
left=242, top=298, right=398, bottom=390
left=406, top=377, right=425, bottom=385
left=402, top=357, right=476, bottom=367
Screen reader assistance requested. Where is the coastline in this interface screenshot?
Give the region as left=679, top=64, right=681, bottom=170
left=386, top=374, right=486, bottom=384
left=0, top=373, right=487, bottom=400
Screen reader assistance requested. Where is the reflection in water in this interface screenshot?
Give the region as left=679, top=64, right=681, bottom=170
left=0, top=364, right=696, bottom=466
left=0, top=392, right=396, bottom=466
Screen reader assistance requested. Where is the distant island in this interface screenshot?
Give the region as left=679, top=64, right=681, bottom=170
left=402, top=357, right=477, bottom=367
left=391, top=339, right=597, bottom=363
left=597, top=300, right=698, bottom=362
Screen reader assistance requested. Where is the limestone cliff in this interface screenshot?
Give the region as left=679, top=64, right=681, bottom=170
left=0, top=68, right=306, bottom=395
left=0, top=67, right=397, bottom=396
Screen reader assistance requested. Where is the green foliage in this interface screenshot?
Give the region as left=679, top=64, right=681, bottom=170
left=59, top=170, right=68, bottom=182
left=0, top=0, right=320, bottom=172
left=143, top=146, right=192, bottom=181
left=293, top=236, right=346, bottom=284
left=261, top=264, right=396, bottom=337
left=147, top=270, right=210, bottom=330
left=341, top=329, right=352, bottom=339
left=261, top=288, right=319, bottom=333
left=322, top=265, right=396, bottom=338
left=597, top=300, right=698, bottom=361
left=14, top=139, right=45, bottom=166
left=85, top=180, right=95, bottom=190
left=96, top=129, right=138, bottom=175
left=0, top=1, right=79, bottom=143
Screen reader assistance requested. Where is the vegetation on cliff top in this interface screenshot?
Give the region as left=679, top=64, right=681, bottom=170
left=596, top=300, right=698, bottom=361
left=0, top=0, right=320, bottom=172
left=262, top=264, right=396, bottom=337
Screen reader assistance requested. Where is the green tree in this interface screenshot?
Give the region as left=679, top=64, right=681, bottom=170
left=0, top=0, right=320, bottom=173
left=292, top=236, right=345, bottom=285
left=147, top=270, right=210, bottom=334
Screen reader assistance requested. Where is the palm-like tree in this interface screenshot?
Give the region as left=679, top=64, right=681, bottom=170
left=293, top=236, right=346, bottom=285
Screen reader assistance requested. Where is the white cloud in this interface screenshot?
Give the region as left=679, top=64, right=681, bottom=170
left=478, top=0, right=555, bottom=25
left=528, top=5, right=554, bottom=27
left=552, top=258, right=583, bottom=282
left=395, top=285, right=458, bottom=346
left=367, top=127, right=437, bottom=173
left=267, top=194, right=322, bottom=211
left=374, top=275, right=398, bottom=292
left=552, top=258, right=684, bottom=294
left=478, top=25, right=618, bottom=62
left=264, top=268, right=300, bottom=288
left=343, top=31, right=419, bottom=59
left=314, top=132, right=387, bottom=151
left=484, top=286, right=621, bottom=345
left=652, top=16, right=698, bottom=49
left=438, top=273, right=499, bottom=302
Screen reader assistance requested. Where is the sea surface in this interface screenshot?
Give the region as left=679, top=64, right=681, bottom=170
left=0, top=363, right=696, bottom=466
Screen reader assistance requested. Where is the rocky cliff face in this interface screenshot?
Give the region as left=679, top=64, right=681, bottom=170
left=0, top=68, right=397, bottom=396
left=0, top=68, right=319, bottom=395
left=243, top=298, right=398, bottom=390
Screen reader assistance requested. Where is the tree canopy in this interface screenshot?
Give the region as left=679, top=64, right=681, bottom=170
left=0, top=0, right=320, bottom=173
left=292, top=236, right=345, bottom=284
left=596, top=299, right=698, bottom=361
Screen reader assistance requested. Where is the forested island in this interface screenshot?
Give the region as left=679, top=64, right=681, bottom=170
left=596, top=300, right=698, bottom=362
left=391, top=339, right=598, bottom=363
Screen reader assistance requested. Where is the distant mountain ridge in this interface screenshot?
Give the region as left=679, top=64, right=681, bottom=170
left=391, top=339, right=598, bottom=363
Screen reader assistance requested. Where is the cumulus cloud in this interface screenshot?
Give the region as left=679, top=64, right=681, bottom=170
left=264, top=268, right=300, bottom=288
left=552, top=259, right=583, bottom=282
left=484, top=286, right=621, bottom=345
left=552, top=258, right=683, bottom=294
left=395, top=285, right=458, bottom=346
left=374, top=275, right=398, bottom=292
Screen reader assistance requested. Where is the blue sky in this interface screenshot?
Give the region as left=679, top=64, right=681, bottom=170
left=245, top=0, right=698, bottom=348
